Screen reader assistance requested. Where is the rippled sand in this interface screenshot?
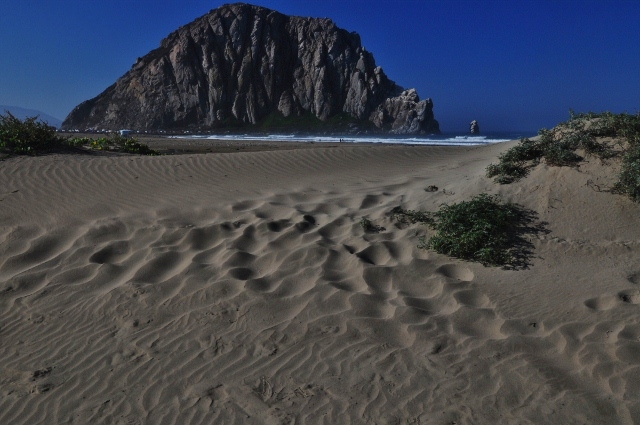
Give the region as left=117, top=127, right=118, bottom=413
left=1, top=141, right=639, bottom=424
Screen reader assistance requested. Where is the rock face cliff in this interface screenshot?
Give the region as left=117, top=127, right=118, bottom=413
left=62, top=3, right=439, bottom=134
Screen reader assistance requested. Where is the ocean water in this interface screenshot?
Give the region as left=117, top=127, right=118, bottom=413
left=171, top=131, right=533, bottom=146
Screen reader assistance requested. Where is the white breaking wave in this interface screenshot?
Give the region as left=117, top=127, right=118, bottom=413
left=170, top=134, right=515, bottom=146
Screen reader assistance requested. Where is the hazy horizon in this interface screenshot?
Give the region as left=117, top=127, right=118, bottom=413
left=1, top=0, right=638, bottom=133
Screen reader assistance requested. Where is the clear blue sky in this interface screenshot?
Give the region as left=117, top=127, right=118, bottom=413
left=1, top=0, right=638, bottom=132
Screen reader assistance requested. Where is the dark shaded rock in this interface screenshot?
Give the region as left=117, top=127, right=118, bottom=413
left=62, top=3, right=439, bottom=134
left=470, top=120, right=480, bottom=134
left=371, top=89, right=439, bottom=134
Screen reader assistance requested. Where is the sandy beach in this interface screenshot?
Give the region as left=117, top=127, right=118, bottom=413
left=1, top=139, right=639, bottom=424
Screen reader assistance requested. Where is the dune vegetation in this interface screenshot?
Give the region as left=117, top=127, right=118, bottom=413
left=388, top=111, right=640, bottom=267
left=391, top=195, right=541, bottom=268
left=0, top=111, right=158, bottom=156
left=486, top=111, right=640, bottom=201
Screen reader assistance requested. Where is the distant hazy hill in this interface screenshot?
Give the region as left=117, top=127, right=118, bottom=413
left=0, top=105, right=62, bottom=128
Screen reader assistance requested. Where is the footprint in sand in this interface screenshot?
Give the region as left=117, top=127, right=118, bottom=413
left=227, top=267, right=255, bottom=280
left=359, top=194, right=383, bottom=209
left=89, top=240, right=131, bottom=264
left=402, top=295, right=458, bottom=316
left=85, top=219, right=128, bottom=243
left=584, top=295, right=619, bottom=311
left=454, top=289, right=491, bottom=308
left=229, top=225, right=264, bottom=252
left=356, top=245, right=390, bottom=265
left=618, top=289, right=640, bottom=304
left=295, top=214, right=316, bottom=233
left=231, top=199, right=261, bottom=212
left=266, top=219, right=292, bottom=232
left=223, top=251, right=257, bottom=268
left=362, top=266, right=394, bottom=293
left=618, top=323, right=640, bottom=341
left=132, top=251, right=184, bottom=284
left=627, top=273, right=640, bottom=285
left=349, top=293, right=395, bottom=319
left=245, top=277, right=277, bottom=293
left=451, top=307, right=505, bottom=339
left=317, top=217, right=350, bottom=240
left=187, top=225, right=225, bottom=250
left=585, top=288, right=640, bottom=311
left=434, top=264, right=474, bottom=282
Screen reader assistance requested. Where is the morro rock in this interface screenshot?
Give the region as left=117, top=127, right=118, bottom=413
left=62, top=3, right=439, bottom=134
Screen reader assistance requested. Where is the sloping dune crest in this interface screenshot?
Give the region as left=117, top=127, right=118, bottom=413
left=1, top=142, right=639, bottom=424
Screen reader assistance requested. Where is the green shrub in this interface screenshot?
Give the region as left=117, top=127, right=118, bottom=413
left=0, top=112, right=62, bottom=154
left=500, top=137, right=544, bottom=163
left=64, top=136, right=93, bottom=147
left=541, top=140, right=582, bottom=166
left=485, top=137, right=543, bottom=183
left=565, top=111, right=640, bottom=144
left=569, top=132, right=616, bottom=159
left=593, top=112, right=640, bottom=140
left=613, top=144, right=640, bottom=201
left=118, top=137, right=158, bottom=155
left=425, top=194, right=522, bottom=266
left=486, top=112, right=640, bottom=196
left=390, top=195, right=544, bottom=267
left=359, top=217, right=385, bottom=233
left=533, top=128, right=581, bottom=166
left=64, top=134, right=158, bottom=155
left=90, top=137, right=110, bottom=150
left=389, top=206, right=433, bottom=225
left=486, top=162, right=530, bottom=184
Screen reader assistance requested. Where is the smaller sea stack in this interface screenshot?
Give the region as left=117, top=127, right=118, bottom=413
left=470, top=120, right=480, bottom=134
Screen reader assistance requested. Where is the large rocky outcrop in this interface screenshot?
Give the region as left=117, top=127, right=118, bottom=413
left=62, top=3, right=439, bottom=134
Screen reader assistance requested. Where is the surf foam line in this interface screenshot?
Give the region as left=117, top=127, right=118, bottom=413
left=170, top=134, right=513, bottom=146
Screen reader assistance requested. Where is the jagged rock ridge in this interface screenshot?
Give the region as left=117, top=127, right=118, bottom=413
left=62, top=3, right=439, bottom=134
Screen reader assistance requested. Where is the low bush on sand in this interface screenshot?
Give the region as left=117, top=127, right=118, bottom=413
left=0, top=111, right=158, bottom=156
left=423, top=194, right=522, bottom=266
left=0, top=111, right=62, bottom=154
left=613, top=144, right=640, bottom=201
left=359, top=217, right=385, bottom=233
left=485, top=153, right=532, bottom=184
left=391, top=194, right=543, bottom=268
left=486, top=111, right=640, bottom=202
left=65, top=134, right=158, bottom=155
left=389, top=206, right=433, bottom=225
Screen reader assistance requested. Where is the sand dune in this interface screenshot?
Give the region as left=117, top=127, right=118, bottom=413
left=1, top=142, right=639, bottom=424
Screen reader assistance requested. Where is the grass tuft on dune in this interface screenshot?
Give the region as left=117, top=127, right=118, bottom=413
left=486, top=111, right=640, bottom=202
